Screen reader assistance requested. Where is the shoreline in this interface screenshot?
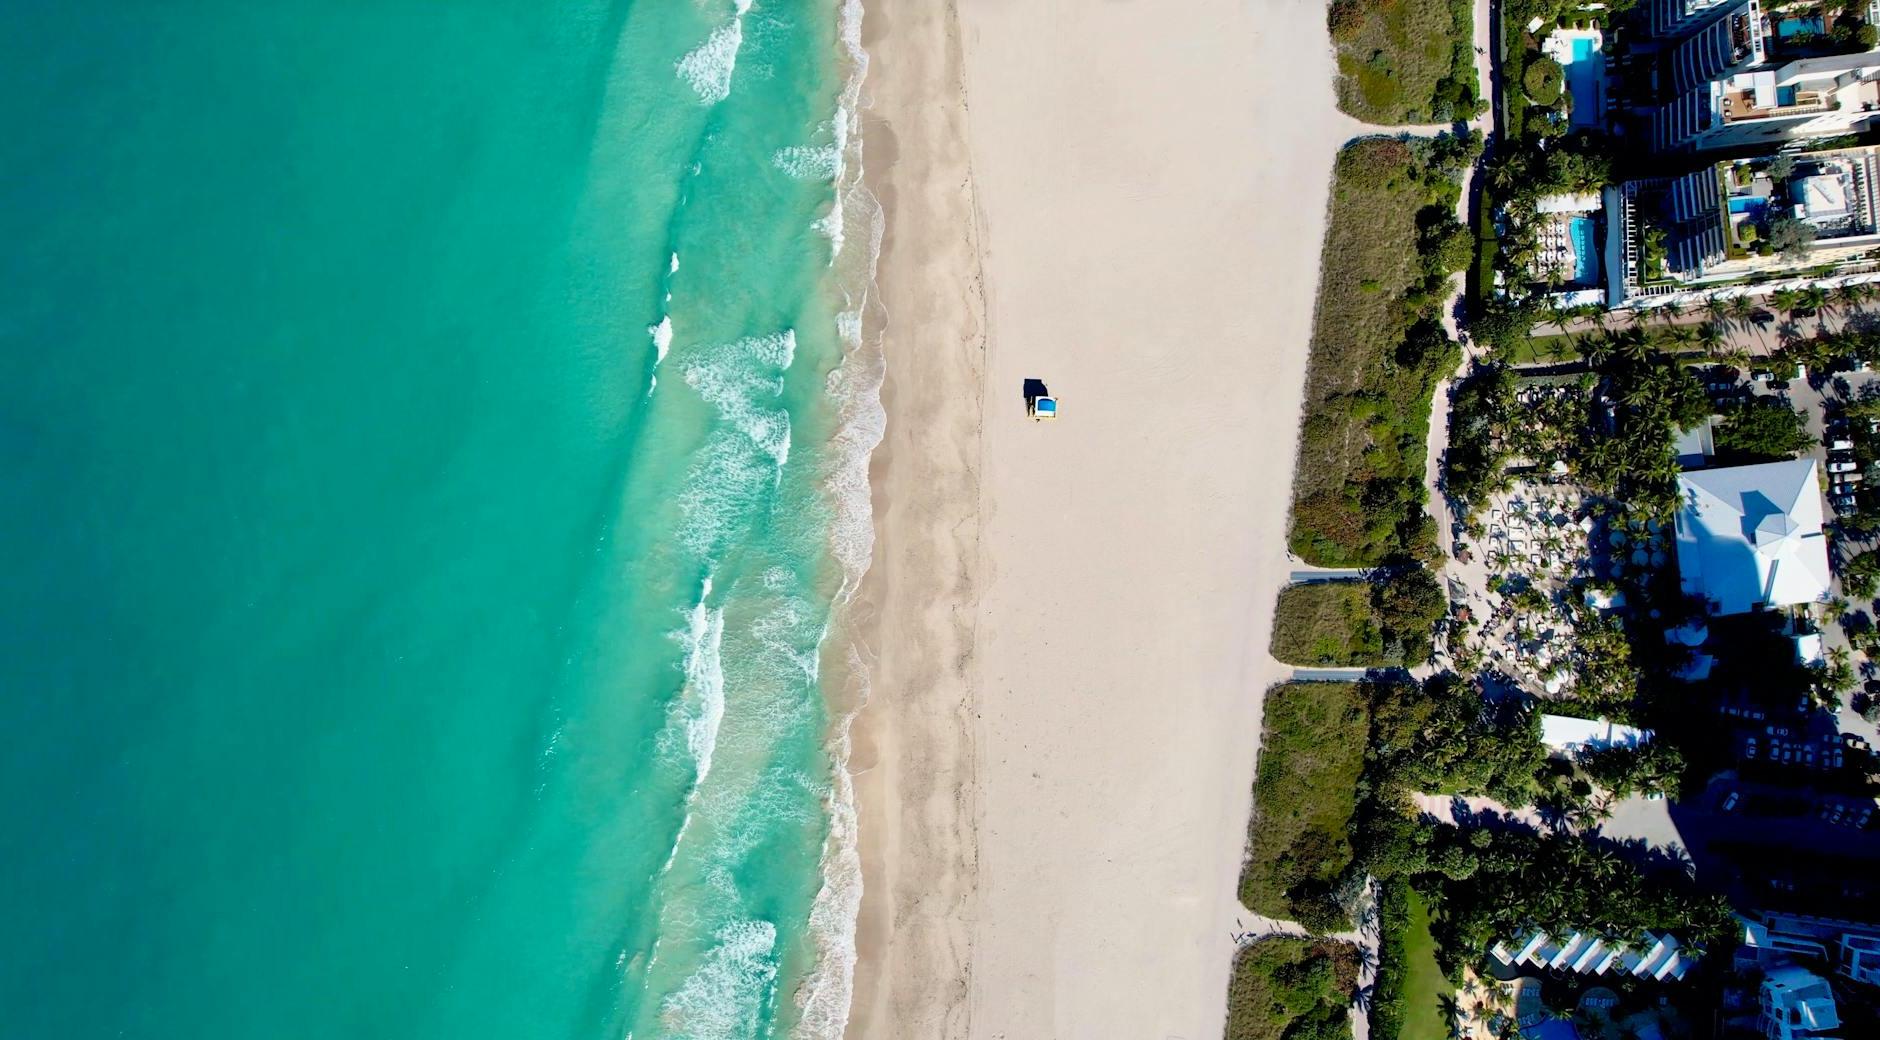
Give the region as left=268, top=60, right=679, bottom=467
left=840, top=1, right=987, bottom=1035
left=844, top=0, right=1366, bottom=1035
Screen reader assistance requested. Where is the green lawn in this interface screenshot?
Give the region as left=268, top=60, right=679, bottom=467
left=1224, top=938, right=1358, bottom=1040
left=1501, top=332, right=1583, bottom=366
left=1240, top=683, right=1371, bottom=932
left=1399, top=889, right=1454, bottom=1040
left=1270, top=582, right=1391, bottom=667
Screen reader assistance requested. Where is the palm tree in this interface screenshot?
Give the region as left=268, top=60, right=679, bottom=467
left=1801, top=284, right=1831, bottom=325
left=1728, top=293, right=1755, bottom=328
left=1836, top=280, right=1867, bottom=316
left=1698, top=321, right=1725, bottom=357
left=1613, top=327, right=1652, bottom=363
left=1773, top=287, right=1801, bottom=321
left=1659, top=298, right=1685, bottom=326
left=1706, top=294, right=1729, bottom=330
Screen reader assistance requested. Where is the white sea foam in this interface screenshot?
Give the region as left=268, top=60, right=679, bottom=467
left=659, top=920, right=779, bottom=1039
left=651, top=316, right=674, bottom=366
left=792, top=1, right=883, bottom=1037
left=670, top=252, right=681, bottom=274
left=676, top=11, right=746, bottom=105
left=773, top=144, right=840, bottom=181
left=673, top=331, right=798, bottom=560
left=795, top=676, right=863, bottom=1040
left=647, top=315, right=675, bottom=395
left=678, top=576, right=726, bottom=790
left=683, top=331, right=795, bottom=467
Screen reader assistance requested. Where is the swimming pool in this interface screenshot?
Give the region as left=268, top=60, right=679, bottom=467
left=1777, top=15, right=1825, bottom=37
left=1562, top=36, right=1602, bottom=128
left=1728, top=196, right=1768, bottom=219
left=1569, top=215, right=1599, bottom=285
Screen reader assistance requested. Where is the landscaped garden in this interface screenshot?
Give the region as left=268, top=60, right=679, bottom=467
left=1398, top=889, right=1452, bottom=1040
left=1371, top=884, right=1453, bottom=1040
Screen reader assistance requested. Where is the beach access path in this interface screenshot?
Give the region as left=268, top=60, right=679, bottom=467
left=1423, top=0, right=1498, bottom=559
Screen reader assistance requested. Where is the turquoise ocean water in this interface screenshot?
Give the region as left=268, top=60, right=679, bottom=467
left=0, top=3, right=878, bottom=1037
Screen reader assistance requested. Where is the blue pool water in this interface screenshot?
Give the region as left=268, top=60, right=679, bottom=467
left=1563, top=37, right=1602, bottom=128
left=1729, top=196, right=1768, bottom=219
left=1778, top=15, right=1825, bottom=37
left=1569, top=216, right=1599, bottom=285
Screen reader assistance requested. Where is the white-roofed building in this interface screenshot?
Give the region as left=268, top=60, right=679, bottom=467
left=1799, top=174, right=1851, bottom=222
left=1536, top=192, right=1604, bottom=214
left=1760, top=964, right=1841, bottom=1039
left=1489, top=928, right=1700, bottom=980
left=1674, top=458, right=1831, bottom=615
left=1541, top=714, right=1653, bottom=757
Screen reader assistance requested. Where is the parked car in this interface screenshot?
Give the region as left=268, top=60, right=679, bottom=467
left=1746, top=736, right=1759, bottom=758
left=1859, top=806, right=1874, bottom=827
left=1831, top=439, right=1856, bottom=451
left=1831, top=460, right=1859, bottom=474
left=1723, top=791, right=1742, bottom=812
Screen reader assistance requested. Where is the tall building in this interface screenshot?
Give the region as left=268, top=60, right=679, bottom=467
left=1654, top=51, right=1880, bottom=153
left=1672, top=1, right=1766, bottom=93
left=1648, top=0, right=1741, bottom=40
left=1609, top=146, right=1880, bottom=303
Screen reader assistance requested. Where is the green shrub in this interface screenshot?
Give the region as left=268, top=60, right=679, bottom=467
left=1224, top=939, right=1358, bottom=1040
left=1331, top=0, right=1472, bottom=123
left=1845, top=550, right=1880, bottom=600
left=1523, top=56, right=1564, bottom=105
left=1371, top=564, right=1446, bottom=664
left=1271, top=582, right=1389, bottom=667
left=1715, top=399, right=1811, bottom=463
left=1287, top=137, right=1462, bottom=566
left=1241, top=683, right=1371, bottom=931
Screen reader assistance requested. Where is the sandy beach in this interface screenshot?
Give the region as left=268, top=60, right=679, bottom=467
left=846, top=1, right=1364, bottom=1036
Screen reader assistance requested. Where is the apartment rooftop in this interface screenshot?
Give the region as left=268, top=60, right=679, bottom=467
left=1717, top=58, right=1880, bottom=125
left=1654, top=46, right=1880, bottom=151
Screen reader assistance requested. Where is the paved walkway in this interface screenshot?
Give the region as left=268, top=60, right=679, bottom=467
left=1423, top=0, right=1497, bottom=556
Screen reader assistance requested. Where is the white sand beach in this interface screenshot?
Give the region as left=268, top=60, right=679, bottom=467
left=846, top=1, right=1362, bottom=1035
